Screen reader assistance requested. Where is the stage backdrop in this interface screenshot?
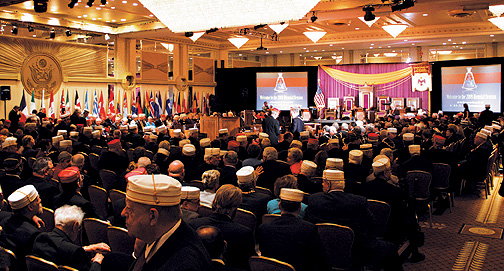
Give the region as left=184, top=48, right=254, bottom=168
left=318, top=63, right=429, bottom=112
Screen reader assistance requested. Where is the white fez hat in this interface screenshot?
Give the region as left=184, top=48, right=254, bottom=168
left=387, top=128, right=397, bottom=133
left=300, top=160, right=317, bottom=174
left=189, top=128, right=198, bottom=134
left=158, top=125, right=167, bottom=133
left=408, top=145, right=421, bottom=155
left=373, top=161, right=387, bottom=173
left=323, top=169, right=345, bottom=181
left=83, top=126, right=93, bottom=133
left=360, top=144, right=372, bottom=150
left=476, top=132, right=487, bottom=140
left=126, top=174, right=181, bottom=206
left=128, top=124, right=137, bottom=130
left=179, top=139, right=190, bottom=147
left=181, top=186, right=200, bottom=200
left=2, top=137, right=17, bottom=149
left=236, top=135, right=247, bottom=142
left=492, top=124, right=501, bottom=130
left=326, top=158, right=343, bottom=169
left=60, top=140, right=72, bottom=147
left=279, top=188, right=304, bottom=202
left=219, top=128, right=228, bottom=134
left=205, top=148, right=220, bottom=156
left=52, top=135, right=63, bottom=145
left=220, top=150, right=228, bottom=157
left=480, top=129, right=492, bottom=137
left=200, top=138, right=211, bottom=147
left=8, top=185, right=38, bottom=210
left=173, top=129, right=181, bottom=136
left=236, top=166, right=255, bottom=183
left=70, top=131, right=79, bottom=137
left=57, top=130, right=67, bottom=136
left=349, top=150, right=363, bottom=162
left=92, top=130, right=101, bottom=139
left=403, top=133, right=414, bottom=141
left=182, top=144, right=196, bottom=156
left=328, top=138, right=339, bottom=144
left=120, top=125, right=128, bottom=131
left=259, top=133, right=269, bottom=139
left=300, top=131, right=309, bottom=138
left=157, top=148, right=170, bottom=156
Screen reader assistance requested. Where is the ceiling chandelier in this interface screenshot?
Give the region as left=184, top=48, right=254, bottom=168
left=382, top=24, right=408, bottom=38
left=489, top=5, right=504, bottom=31
left=358, top=16, right=380, bottom=27
left=138, top=0, right=319, bottom=33
left=303, top=31, right=326, bottom=43
left=228, top=36, right=249, bottom=49
left=269, top=23, right=289, bottom=34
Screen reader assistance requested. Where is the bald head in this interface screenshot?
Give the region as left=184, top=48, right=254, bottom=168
left=168, top=160, right=185, bottom=179
left=71, top=154, right=85, bottom=170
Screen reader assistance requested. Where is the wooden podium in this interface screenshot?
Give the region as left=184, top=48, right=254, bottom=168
left=200, top=116, right=240, bottom=140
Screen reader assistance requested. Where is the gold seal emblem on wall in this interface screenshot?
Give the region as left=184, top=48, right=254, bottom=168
left=21, top=52, right=63, bottom=99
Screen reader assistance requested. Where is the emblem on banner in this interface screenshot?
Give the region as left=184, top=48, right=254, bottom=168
left=21, top=52, right=63, bottom=99
left=411, top=63, right=431, bottom=92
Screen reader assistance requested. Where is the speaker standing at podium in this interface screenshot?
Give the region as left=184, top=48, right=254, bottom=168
left=8, top=105, right=20, bottom=132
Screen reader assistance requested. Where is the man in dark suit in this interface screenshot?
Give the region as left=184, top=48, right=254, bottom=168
left=218, top=151, right=239, bottom=186
left=458, top=131, right=493, bottom=192
left=32, top=205, right=109, bottom=270
left=307, top=170, right=403, bottom=271
left=478, top=104, right=494, bottom=127
left=8, top=105, right=21, bottom=132
left=262, top=109, right=281, bottom=145
left=0, top=185, right=42, bottom=270
left=258, top=188, right=330, bottom=271
left=1, top=155, right=24, bottom=198
left=399, top=145, right=433, bottom=178
left=236, top=166, right=271, bottom=221
left=55, top=166, right=98, bottom=219
left=189, top=185, right=256, bottom=270
left=290, top=108, right=304, bottom=134
left=196, top=225, right=243, bottom=271
left=122, top=174, right=213, bottom=271
left=343, top=150, right=368, bottom=194
left=256, top=147, right=291, bottom=192
left=24, top=157, right=59, bottom=210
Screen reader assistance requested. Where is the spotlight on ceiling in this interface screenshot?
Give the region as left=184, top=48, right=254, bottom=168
left=363, top=6, right=375, bottom=21
left=254, top=24, right=266, bottom=30
left=28, top=25, right=34, bottom=32
left=185, top=32, right=194, bottom=37
left=65, top=29, right=72, bottom=37
left=11, top=26, right=18, bottom=35
left=50, top=29, right=55, bottom=39
left=310, top=11, right=318, bottom=23
left=104, top=34, right=110, bottom=40
left=34, top=0, right=48, bottom=13
left=101, top=0, right=106, bottom=5
left=391, top=0, right=414, bottom=12
left=68, top=0, right=78, bottom=8
left=87, top=0, right=95, bottom=7
left=257, top=37, right=268, bottom=51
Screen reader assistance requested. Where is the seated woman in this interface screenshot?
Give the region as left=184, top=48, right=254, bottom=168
left=266, top=175, right=307, bottom=219
left=200, top=169, right=220, bottom=206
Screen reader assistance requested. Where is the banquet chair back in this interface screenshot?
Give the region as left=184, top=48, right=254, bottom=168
left=25, top=255, right=58, bottom=271
left=107, top=226, right=135, bottom=254
left=316, top=223, right=354, bottom=270
left=83, top=218, right=111, bottom=245
left=249, top=256, right=295, bottom=271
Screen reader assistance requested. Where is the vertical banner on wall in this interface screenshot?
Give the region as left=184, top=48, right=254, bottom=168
left=411, top=63, right=432, bottom=92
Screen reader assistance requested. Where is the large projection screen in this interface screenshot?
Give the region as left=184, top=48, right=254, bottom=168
left=256, top=72, right=308, bottom=111
left=441, top=64, right=501, bottom=113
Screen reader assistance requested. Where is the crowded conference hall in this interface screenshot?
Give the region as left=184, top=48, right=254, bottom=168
left=1, top=0, right=504, bottom=270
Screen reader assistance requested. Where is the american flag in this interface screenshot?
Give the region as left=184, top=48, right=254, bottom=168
left=314, top=80, right=325, bottom=108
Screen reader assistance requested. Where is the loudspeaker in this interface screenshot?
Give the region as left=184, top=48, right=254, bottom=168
left=0, top=86, right=11, bottom=101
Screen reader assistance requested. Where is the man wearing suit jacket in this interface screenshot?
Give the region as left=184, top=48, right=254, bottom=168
left=262, top=109, right=281, bottom=145
left=256, top=147, right=291, bottom=192
left=32, top=205, right=109, bottom=271
left=307, top=170, right=403, bottom=271
left=122, top=174, right=213, bottom=271
left=258, top=188, right=330, bottom=271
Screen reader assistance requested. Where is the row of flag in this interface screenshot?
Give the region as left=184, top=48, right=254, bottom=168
left=18, top=87, right=212, bottom=120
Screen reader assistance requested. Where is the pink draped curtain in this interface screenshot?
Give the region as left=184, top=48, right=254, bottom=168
left=318, top=63, right=429, bottom=109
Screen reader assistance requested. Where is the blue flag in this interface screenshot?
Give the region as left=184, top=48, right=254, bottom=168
left=84, top=90, right=89, bottom=112
left=92, top=90, right=99, bottom=116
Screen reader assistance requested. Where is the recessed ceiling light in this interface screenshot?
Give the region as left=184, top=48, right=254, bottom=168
left=78, top=15, right=82, bottom=18
left=92, top=18, right=96, bottom=20
left=122, top=0, right=127, bottom=3
left=462, top=41, right=466, bottom=44
left=423, top=13, right=428, bottom=16
left=490, top=34, right=495, bottom=37
left=404, top=39, right=408, bottom=41
left=121, top=18, right=126, bottom=21
left=341, top=48, right=344, bottom=49
left=266, top=52, right=269, bottom=54
left=443, top=42, right=446, bottom=45
left=387, top=45, right=391, bottom=48
left=314, top=50, right=317, bottom=52
left=371, top=44, right=374, bottom=46
left=96, top=7, right=101, bottom=10
left=329, top=44, right=333, bottom=46
left=303, top=48, right=306, bottom=49
left=111, top=19, right=116, bottom=22
left=355, top=27, right=360, bottom=30
left=149, top=14, right=153, bottom=17
left=448, top=39, right=451, bottom=41
left=412, top=43, right=415, bottom=45
left=306, top=50, right=309, bottom=52
left=322, top=50, right=325, bottom=51
left=133, top=2, right=138, bottom=6
left=370, top=47, right=373, bottom=49
left=83, top=14, right=88, bottom=17
left=111, top=6, right=115, bottom=9
left=98, top=17, right=102, bottom=20
left=279, top=51, right=282, bottom=53
left=33, top=34, right=36, bottom=37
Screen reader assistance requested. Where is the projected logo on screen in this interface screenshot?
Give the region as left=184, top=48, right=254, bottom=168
left=257, top=72, right=308, bottom=111
left=441, top=64, right=501, bottom=113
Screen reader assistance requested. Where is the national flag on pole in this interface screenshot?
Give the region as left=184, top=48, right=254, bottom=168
left=131, top=89, right=137, bottom=115
left=60, top=89, right=66, bottom=114
left=40, top=89, right=45, bottom=110
left=65, top=90, right=70, bottom=112
left=123, top=92, right=128, bottom=116
left=188, top=88, right=192, bottom=113
left=165, top=96, right=172, bottom=116
left=155, top=92, right=162, bottom=118
left=75, top=90, right=81, bottom=110
left=48, top=90, right=55, bottom=119
left=92, top=90, right=99, bottom=116
left=149, top=92, right=155, bottom=117
left=117, top=99, right=121, bottom=115
left=144, top=91, right=150, bottom=117
left=177, top=92, right=181, bottom=114
left=99, top=91, right=106, bottom=119
left=193, top=91, right=198, bottom=113
left=84, top=90, right=89, bottom=112
left=20, top=90, right=28, bottom=122
left=30, top=90, right=36, bottom=112
left=137, top=88, right=143, bottom=115
left=314, top=79, right=326, bottom=109
left=108, top=85, right=115, bottom=115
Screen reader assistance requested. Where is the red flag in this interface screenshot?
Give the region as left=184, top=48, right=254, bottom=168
left=99, top=91, right=106, bottom=119
left=49, top=90, right=55, bottom=119
left=108, top=85, right=115, bottom=115
left=60, top=89, right=66, bottom=114
left=137, top=89, right=143, bottom=115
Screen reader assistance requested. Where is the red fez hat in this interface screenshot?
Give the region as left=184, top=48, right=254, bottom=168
left=108, top=139, right=121, bottom=148
left=308, top=138, right=318, bottom=144
left=77, top=124, right=84, bottom=128
left=228, top=140, right=240, bottom=148
left=433, top=135, right=446, bottom=144
left=58, top=166, right=81, bottom=183
left=125, top=167, right=147, bottom=179
left=368, top=133, right=379, bottom=140
left=4, top=120, right=10, bottom=123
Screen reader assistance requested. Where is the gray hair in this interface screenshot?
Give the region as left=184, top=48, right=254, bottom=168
left=202, top=170, right=220, bottom=190
left=54, top=205, right=85, bottom=227
left=263, top=147, right=278, bottom=161
left=32, top=157, right=52, bottom=174
left=137, top=157, right=151, bottom=168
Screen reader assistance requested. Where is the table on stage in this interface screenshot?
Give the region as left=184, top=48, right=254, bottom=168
left=200, top=116, right=240, bottom=140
